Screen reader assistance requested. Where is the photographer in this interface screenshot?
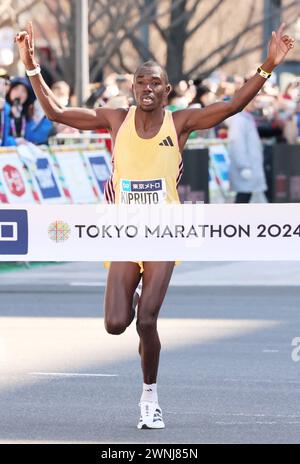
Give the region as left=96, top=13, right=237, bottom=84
left=6, top=76, right=35, bottom=145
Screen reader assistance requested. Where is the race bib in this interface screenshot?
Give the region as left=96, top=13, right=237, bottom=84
left=119, top=178, right=167, bottom=204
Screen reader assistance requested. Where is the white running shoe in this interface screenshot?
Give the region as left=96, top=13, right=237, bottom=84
left=137, top=401, right=165, bottom=429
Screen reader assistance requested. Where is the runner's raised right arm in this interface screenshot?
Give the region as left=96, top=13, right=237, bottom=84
left=15, top=22, right=115, bottom=130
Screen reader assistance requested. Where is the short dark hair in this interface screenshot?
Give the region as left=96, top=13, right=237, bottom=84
left=134, top=61, right=169, bottom=85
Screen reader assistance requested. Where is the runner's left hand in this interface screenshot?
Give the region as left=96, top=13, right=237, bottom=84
left=267, top=23, right=295, bottom=66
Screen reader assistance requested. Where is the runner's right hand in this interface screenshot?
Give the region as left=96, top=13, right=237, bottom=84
left=14, top=21, right=37, bottom=69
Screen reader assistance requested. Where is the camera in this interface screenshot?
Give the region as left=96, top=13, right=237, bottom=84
left=12, top=97, right=21, bottom=107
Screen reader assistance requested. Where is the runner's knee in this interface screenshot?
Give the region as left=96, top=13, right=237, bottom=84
left=136, top=314, right=157, bottom=335
left=105, top=317, right=127, bottom=335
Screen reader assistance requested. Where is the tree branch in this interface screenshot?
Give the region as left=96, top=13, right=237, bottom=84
left=152, top=18, right=169, bottom=43
left=166, top=0, right=201, bottom=32
left=0, top=0, right=41, bottom=28
left=44, top=2, right=68, bottom=60
left=115, top=46, right=133, bottom=74
left=199, top=17, right=296, bottom=79
left=186, top=0, right=299, bottom=76
left=186, top=0, right=224, bottom=39
left=127, top=31, right=158, bottom=62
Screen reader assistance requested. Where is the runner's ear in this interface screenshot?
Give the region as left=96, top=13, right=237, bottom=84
left=162, top=84, right=172, bottom=106
left=166, top=84, right=172, bottom=96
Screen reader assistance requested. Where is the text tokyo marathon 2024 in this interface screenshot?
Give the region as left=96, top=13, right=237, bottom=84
left=74, top=223, right=252, bottom=239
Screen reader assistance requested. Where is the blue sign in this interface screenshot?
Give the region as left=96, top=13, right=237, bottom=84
left=0, top=209, right=28, bottom=255
left=35, top=158, right=62, bottom=199
left=88, top=156, right=111, bottom=194
left=212, top=153, right=229, bottom=181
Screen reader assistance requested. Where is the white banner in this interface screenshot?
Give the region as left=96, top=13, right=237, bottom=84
left=1, top=203, right=300, bottom=261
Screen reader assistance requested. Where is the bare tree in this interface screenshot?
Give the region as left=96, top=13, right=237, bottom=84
left=0, top=0, right=41, bottom=28
left=133, top=0, right=299, bottom=81
left=33, top=0, right=163, bottom=86
left=31, top=0, right=299, bottom=87
left=33, top=0, right=76, bottom=85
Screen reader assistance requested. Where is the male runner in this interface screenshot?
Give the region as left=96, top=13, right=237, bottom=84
left=16, top=22, right=294, bottom=429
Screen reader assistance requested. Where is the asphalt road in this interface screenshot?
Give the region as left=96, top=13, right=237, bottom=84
left=0, top=262, right=300, bottom=444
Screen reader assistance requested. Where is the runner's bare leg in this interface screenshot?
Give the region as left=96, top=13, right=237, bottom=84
left=136, top=261, right=175, bottom=384
left=104, top=262, right=142, bottom=334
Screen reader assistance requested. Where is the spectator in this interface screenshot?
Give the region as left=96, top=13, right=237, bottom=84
left=115, top=74, right=134, bottom=104
left=100, top=94, right=130, bottom=153
left=189, top=84, right=215, bottom=108
left=166, top=89, right=185, bottom=111
left=226, top=99, right=267, bottom=203
left=25, top=99, right=53, bottom=145
left=189, top=85, right=217, bottom=139
left=173, top=80, right=189, bottom=108
left=0, top=68, right=10, bottom=94
left=282, top=81, right=300, bottom=100
left=51, top=81, right=79, bottom=136
left=85, top=84, right=106, bottom=108
left=6, top=76, right=35, bottom=144
left=282, top=100, right=300, bottom=144
left=51, top=80, right=71, bottom=107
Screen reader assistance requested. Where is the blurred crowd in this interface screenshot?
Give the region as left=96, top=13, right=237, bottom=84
left=1, top=64, right=300, bottom=149
left=1, top=63, right=300, bottom=203
left=85, top=68, right=300, bottom=145
left=0, top=68, right=76, bottom=148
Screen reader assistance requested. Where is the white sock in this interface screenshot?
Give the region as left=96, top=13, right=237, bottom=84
left=135, top=281, right=142, bottom=298
left=140, top=383, right=158, bottom=403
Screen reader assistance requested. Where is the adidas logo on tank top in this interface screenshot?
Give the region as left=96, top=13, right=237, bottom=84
left=159, top=136, right=174, bottom=147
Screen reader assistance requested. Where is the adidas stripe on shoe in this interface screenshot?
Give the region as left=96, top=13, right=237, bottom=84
left=137, top=401, right=165, bottom=429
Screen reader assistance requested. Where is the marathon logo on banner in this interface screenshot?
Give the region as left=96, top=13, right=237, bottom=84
left=120, top=178, right=167, bottom=204
left=2, top=204, right=300, bottom=261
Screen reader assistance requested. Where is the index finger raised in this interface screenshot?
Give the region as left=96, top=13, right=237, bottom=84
left=28, top=21, right=34, bottom=48
left=276, top=22, right=286, bottom=38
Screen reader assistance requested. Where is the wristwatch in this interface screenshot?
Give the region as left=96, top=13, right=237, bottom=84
left=257, top=66, right=272, bottom=79
left=25, top=65, right=41, bottom=77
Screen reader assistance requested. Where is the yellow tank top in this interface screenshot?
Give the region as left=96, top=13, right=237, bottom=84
left=104, top=106, right=183, bottom=204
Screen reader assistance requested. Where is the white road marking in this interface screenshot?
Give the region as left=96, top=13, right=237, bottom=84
left=167, top=411, right=300, bottom=421
left=29, top=372, right=118, bottom=377
left=262, top=349, right=279, bottom=353
left=224, top=378, right=300, bottom=385
left=69, top=282, right=103, bottom=286
left=216, top=421, right=278, bottom=425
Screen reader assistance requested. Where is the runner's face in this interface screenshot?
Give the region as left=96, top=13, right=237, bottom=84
left=133, top=67, right=169, bottom=111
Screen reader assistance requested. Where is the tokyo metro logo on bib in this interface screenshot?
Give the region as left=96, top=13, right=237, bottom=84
left=120, top=178, right=167, bottom=204
left=0, top=210, right=28, bottom=255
